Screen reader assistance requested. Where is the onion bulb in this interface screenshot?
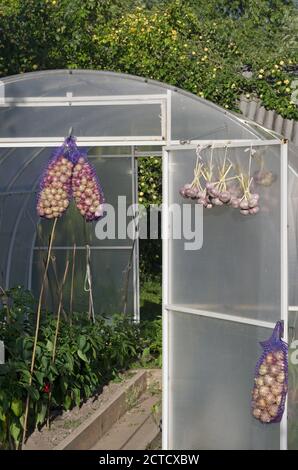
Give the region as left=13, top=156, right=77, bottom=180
left=258, top=364, right=268, bottom=376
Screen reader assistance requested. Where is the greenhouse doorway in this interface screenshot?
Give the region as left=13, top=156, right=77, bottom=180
left=162, top=139, right=288, bottom=450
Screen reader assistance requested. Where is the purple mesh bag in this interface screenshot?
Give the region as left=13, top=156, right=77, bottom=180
left=37, top=136, right=105, bottom=222
left=251, top=321, right=288, bottom=423
left=37, top=137, right=77, bottom=219
left=71, top=152, right=105, bottom=223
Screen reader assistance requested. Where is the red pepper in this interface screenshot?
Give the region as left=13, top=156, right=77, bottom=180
left=42, top=383, right=51, bottom=394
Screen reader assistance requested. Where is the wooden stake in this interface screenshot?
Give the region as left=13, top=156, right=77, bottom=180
left=46, top=259, right=70, bottom=428
left=69, top=243, right=76, bottom=322
left=21, top=217, right=58, bottom=448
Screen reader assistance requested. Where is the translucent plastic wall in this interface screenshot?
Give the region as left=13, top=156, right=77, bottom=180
left=164, top=142, right=287, bottom=449
left=169, top=145, right=281, bottom=322
left=287, top=145, right=298, bottom=449
left=0, top=146, right=136, bottom=317
left=0, top=70, right=259, bottom=141
left=0, top=69, right=261, bottom=315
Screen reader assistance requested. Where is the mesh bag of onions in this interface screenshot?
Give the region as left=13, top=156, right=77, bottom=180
left=37, top=136, right=105, bottom=222
left=251, top=321, right=288, bottom=424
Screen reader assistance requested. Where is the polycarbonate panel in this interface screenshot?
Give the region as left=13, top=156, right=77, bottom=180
left=1, top=70, right=276, bottom=143
left=0, top=192, right=38, bottom=288
left=169, top=311, right=280, bottom=449
left=288, top=164, right=298, bottom=307
left=0, top=147, right=51, bottom=191
left=171, top=93, right=256, bottom=141
left=31, top=248, right=134, bottom=317
left=169, top=145, right=281, bottom=322
left=2, top=70, right=167, bottom=97
left=0, top=104, right=162, bottom=138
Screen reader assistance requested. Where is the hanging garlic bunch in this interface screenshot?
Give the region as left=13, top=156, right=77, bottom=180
left=179, top=145, right=213, bottom=208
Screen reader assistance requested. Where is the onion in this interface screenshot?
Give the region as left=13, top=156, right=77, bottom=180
left=268, top=404, right=279, bottom=417
left=264, top=375, right=275, bottom=386
left=271, top=383, right=283, bottom=396
left=255, top=377, right=264, bottom=387
left=270, top=364, right=280, bottom=376
left=276, top=372, right=285, bottom=383
left=274, top=351, right=284, bottom=361
left=265, top=353, right=275, bottom=365
left=260, top=411, right=271, bottom=423
left=256, top=398, right=266, bottom=409
left=252, top=408, right=262, bottom=419
left=258, top=364, right=268, bottom=376
left=276, top=360, right=285, bottom=370
left=265, top=392, right=276, bottom=405
left=259, top=385, right=270, bottom=397
left=275, top=395, right=282, bottom=406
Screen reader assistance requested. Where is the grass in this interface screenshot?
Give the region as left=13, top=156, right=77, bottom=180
left=140, top=279, right=162, bottom=322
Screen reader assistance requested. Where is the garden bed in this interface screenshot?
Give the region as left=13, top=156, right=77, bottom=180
left=23, top=369, right=147, bottom=450
left=0, top=287, right=162, bottom=449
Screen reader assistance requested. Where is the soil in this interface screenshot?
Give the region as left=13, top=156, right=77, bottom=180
left=23, top=370, right=138, bottom=450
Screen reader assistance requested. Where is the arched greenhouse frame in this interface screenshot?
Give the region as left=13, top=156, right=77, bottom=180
left=0, top=69, right=297, bottom=450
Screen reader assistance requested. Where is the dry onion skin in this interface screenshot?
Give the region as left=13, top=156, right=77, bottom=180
left=251, top=322, right=288, bottom=424
left=37, top=155, right=73, bottom=219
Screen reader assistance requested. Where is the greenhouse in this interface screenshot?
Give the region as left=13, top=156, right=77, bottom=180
left=0, top=70, right=297, bottom=450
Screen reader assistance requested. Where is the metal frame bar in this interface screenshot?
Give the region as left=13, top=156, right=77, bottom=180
left=131, top=146, right=140, bottom=323
left=0, top=94, right=168, bottom=107
left=165, top=139, right=281, bottom=150
left=280, top=140, right=288, bottom=451
left=162, top=146, right=170, bottom=450
left=166, top=305, right=276, bottom=330
left=0, top=138, right=282, bottom=149
left=0, top=137, right=166, bottom=147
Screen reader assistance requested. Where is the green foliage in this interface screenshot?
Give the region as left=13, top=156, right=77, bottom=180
left=0, top=287, right=162, bottom=449
left=0, top=0, right=297, bottom=118
left=139, top=317, right=162, bottom=368
left=138, top=157, right=161, bottom=207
